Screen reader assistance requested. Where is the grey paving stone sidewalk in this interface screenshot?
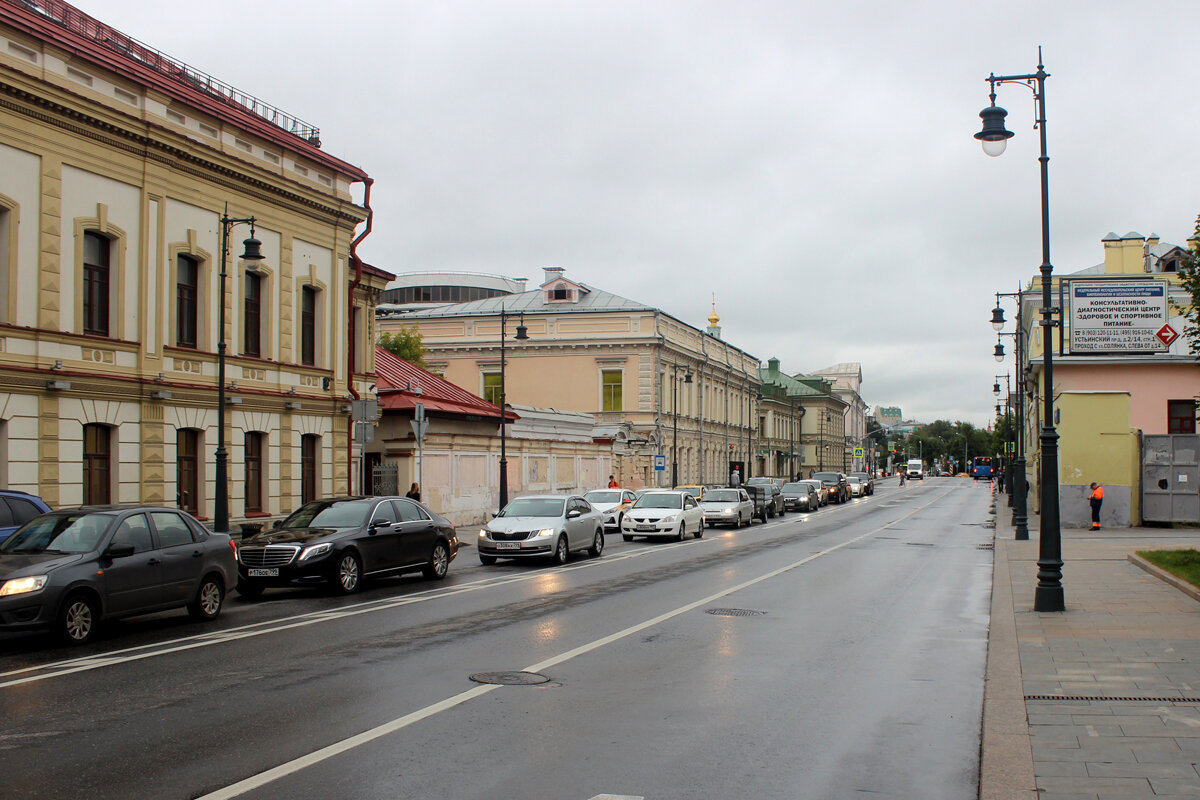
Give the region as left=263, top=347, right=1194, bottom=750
left=1000, top=511, right=1200, bottom=799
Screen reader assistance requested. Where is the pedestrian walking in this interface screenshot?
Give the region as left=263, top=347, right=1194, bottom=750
left=406, top=482, right=421, bottom=501
left=1089, top=482, right=1104, bottom=530
left=729, top=465, right=741, bottom=488
left=899, top=470, right=906, bottom=486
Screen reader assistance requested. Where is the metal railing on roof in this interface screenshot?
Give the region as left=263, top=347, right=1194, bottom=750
left=23, top=0, right=321, bottom=144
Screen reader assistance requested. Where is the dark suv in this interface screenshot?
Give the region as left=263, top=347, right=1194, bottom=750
left=0, top=490, right=52, bottom=544
left=812, top=471, right=849, bottom=504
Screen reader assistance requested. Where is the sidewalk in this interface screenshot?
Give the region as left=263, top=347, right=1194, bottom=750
left=982, top=490, right=1200, bottom=799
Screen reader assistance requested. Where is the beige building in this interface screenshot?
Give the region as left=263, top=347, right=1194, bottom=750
left=810, top=363, right=868, bottom=472
left=379, top=267, right=762, bottom=488
left=758, top=358, right=847, bottom=477
left=0, top=1, right=383, bottom=528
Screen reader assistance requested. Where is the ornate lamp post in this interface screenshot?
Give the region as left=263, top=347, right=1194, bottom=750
left=976, top=49, right=1063, bottom=610
left=993, top=291, right=1030, bottom=540
left=497, top=306, right=528, bottom=511
left=671, top=363, right=693, bottom=487
left=215, top=211, right=264, bottom=535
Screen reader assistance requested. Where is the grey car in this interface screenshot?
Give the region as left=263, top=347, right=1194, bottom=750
left=699, top=488, right=753, bottom=527
left=478, top=494, right=605, bottom=565
left=781, top=481, right=820, bottom=512
left=0, top=505, right=236, bottom=645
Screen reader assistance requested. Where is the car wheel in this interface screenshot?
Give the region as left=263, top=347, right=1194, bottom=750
left=423, top=541, right=450, bottom=580
left=332, top=551, right=362, bottom=594
left=236, top=581, right=264, bottom=599
left=694, top=518, right=703, bottom=539
left=479, top=554, right=497, bottom=565
left=675, top=522, right=686, bottom=542
left=188, top=575, right=225, bottom=621
left=588, top=529, right=604, bottom=558
left=58, top=593, right=99, bottom=646
left=622, top=534, right=634, bottom=542
left=550, top=535, right=569, bottom=565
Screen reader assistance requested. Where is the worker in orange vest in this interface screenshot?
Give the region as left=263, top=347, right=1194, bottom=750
left=1089, top=482, right=1104, bottom=530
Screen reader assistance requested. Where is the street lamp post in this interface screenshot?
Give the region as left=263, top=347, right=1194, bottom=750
left=497, top=306, right=528, bottom=512
left=671, top=363, right=693, bottom=487
left=214, top=211, right=264, bottom=535
left=976, top=48, right=1063, bottom=611
left=993, top=290, right=1030, bottom=540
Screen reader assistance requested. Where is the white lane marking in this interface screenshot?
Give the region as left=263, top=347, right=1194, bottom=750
left=197, top=492, right=945, bottom=800
left=0, top=537, right=707, bottom=688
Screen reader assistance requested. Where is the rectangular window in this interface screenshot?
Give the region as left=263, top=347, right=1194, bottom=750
left=244, top=271, right=261, bottom=357
left=301, top=434, right=319, bottom=504
left=1168, top=400, right=1197, bottom=434
left=244, top=432, right=264, bottom=512
left=176, top=254, right=198, bottom=348
left=83, top=232, right=110, bottom=336
left=177, top=429, right=199, bottom=514
left=482, top=373, right=502, bottom=406
left=601, top=370, right=623, bottom=412
left=83, top=423, right=111, bottom=505
left=300, top=286, right=316, bottom=366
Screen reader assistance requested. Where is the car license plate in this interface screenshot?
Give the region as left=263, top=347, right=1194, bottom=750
left=636, top=524, right=656, bottom=531
left=247, top=568, right=278, bottom=577
left=496, top=542, right=520, bottom=550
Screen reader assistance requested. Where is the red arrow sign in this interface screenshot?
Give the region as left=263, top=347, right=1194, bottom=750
left=1157, top=324, right=1179, bottom=347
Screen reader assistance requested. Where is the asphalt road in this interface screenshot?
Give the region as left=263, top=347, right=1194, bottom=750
left=0, top=477, right=995, bottom=800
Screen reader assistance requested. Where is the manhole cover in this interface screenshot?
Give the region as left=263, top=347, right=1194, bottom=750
left=469, top=671, right=551, bottom=686
left=705, top=608, right=766, bottom=617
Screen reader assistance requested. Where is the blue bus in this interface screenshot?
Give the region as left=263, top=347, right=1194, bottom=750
left=971, top=456, right=993, bottom=479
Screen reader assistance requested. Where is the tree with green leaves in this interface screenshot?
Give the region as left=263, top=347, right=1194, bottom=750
left=377, top=326, right=426, bottom=367
left=1177, top=213, right=1200, bottom=360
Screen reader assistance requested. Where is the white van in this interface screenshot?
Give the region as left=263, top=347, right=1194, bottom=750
left=906, top=459, right=923, bottom=480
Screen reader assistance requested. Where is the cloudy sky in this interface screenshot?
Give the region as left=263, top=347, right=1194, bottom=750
left=79, top=0, right=1198, bottom=426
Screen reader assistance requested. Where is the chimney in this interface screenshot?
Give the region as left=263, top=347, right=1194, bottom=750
left=543, top=266, right=565, bottom=285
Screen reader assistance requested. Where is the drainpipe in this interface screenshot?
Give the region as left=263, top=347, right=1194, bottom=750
left=347, top=178, right=374, bottom=493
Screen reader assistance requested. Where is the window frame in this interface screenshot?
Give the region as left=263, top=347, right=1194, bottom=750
left=176, top=253, right=199, bottom=348
left=244, top=432, right=265, bottom=512
left=601, top=369, right=623, bottom=412
left=243, top=270, right=262, bottom=357
left=300, top=285, right=317, bottom=366
left=1168, top=400, right=1197, bottom=434
left=83, top=423, right=112, bottom=505
left=301, top=434, right=319, bottom=504
left=177, top=429, right=200, bottom=515
left=482, top=372, right=502, bottom=406
left=83, top=231, right=111, bottom=337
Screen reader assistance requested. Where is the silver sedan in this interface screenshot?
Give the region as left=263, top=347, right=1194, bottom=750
left=477, top=494, right=605, bottom=565
left=699, top=488, right=754, bottom=527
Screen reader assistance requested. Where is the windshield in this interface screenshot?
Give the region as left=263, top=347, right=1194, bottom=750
left=633, top=493, right=683, bottom=509
left=847, top=476, right=861, bottom=483
left=584, top=491, right=622, bottom=504
left=500, top=498, right=566, bottom=518
left=781, top=483, right=806, bottom=493
left=744, top=477, right=771, bottom=485
left=703, top=490, right=741, bottom=502
left=282, top=499, right=375, bottom=529
left=813, top=472, right=840, bottom=482
left=0, top=512, right=113, bottom=554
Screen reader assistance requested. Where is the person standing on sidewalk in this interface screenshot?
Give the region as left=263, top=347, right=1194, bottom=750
left=1089, top=481, right=1104, bottom=529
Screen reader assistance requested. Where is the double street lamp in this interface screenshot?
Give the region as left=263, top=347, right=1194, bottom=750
left=497, top=306, right=528, bottom=511
left=214, top=211, right=264, bottom=535
left=993, top=291, right=1029, bottom=540
left=976, top=49, right=1063, bottom=611
left=671, top=363, right=693, bottom=487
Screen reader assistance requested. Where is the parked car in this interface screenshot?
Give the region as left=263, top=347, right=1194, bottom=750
left=746, top=481, right=786, bottom=516
left=0, top=505, right=237, bottom=644
left=673, top=484, right=707, bottom=501
left=0, top=490, right=52, bottom=544
left=781, top=481, right=820, bottom=512
left=848, top=472, right=875, bottom=496
left=847, top=475, right=867, bottom=498
left=237, top=496, right=459, bottom=596
left=797, top=479, right=829, bottom=506
left=478, top=494, right=604, bottom=565
left=698, top=488, right=754, bottom=527
left=583, top=488, right=637, bottom=532
left=621, top=490, right=704, bottom=541
left=813, top=471, right=849, bottom=504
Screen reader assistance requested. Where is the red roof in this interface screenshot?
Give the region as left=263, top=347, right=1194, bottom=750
left=373, top=348, right=516, bottom=421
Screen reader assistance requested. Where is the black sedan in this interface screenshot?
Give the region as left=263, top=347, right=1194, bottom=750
left=0, top=505, right=237, bottom=645
left=236, top=496, right=458, bottom=597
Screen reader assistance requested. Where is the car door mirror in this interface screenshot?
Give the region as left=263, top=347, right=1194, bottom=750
left=566, top=509, right=581, bottom=519
left=370, top=518, right=393, bottom=532
left=272, top=519, right=283, bottom=529
left=104, top=542, right=136, bottom=560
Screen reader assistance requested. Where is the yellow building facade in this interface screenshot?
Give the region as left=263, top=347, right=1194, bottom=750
left=0, top=1, right=384, bottom=528
left=380, top=268, right=763, bottom=488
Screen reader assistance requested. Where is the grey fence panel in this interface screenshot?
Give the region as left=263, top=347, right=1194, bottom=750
left=1142, top=434, right=1199, bottom=523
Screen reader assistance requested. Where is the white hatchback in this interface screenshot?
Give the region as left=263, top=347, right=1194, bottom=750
left=621, top=490, right=705, bottom=541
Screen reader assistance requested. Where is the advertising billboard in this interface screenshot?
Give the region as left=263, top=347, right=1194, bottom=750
left=1068, top=279, right=1171, bottom=354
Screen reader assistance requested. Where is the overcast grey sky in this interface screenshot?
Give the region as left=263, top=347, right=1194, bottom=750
left=79, top=0, right=1199, bottom=427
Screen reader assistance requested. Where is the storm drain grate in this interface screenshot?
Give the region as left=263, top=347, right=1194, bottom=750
left=469, top=671, right=551, bottom=686
left=1026, top=695, right=1200, bottom=703
left=705, top=608, right=767, bottom=617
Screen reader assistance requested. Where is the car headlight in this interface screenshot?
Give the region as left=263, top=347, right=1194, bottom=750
left=534, top=528, right=555, bottom=538
left=723, top=507, right=734, bottom=513
left=0, top=575, right=48, bottom=597
left=298, top=543, right=333, bottom=562
left=659, top=514, right=676, bottom=524
left=479, top=528, right=491, bottom=539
